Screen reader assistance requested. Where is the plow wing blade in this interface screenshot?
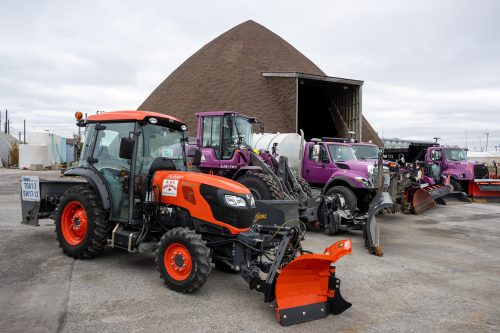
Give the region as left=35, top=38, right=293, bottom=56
left=412, top=184, right=452, bottom=214
left=364, top=192, right=393, bottom=256
left=275, top=240, right=352, bottom=326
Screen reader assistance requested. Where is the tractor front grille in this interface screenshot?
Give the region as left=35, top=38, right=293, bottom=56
left=474, top=164, right=489, bottom=179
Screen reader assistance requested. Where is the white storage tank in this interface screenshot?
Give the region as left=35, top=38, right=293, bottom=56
left=28, top=131, right=63, bottom=165
left=253, top=133, right=304, bottom=173
left=19, top=144, right=50, bottom=169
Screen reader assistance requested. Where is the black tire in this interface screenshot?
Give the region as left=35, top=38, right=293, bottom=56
left=296, top=176, right=313, bottom=198
left=156, top=227, right=212, bottom=293
left=237, top=172, right=285, bottom=200
left=317, top=197, right=341, bottom=235
left=55, top=185, right=110, bottom=259
left=450, top=178, right=463, bottom=192
left=326, top=186, right=357, bottom=213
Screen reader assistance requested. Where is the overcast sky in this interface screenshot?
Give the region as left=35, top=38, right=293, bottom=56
left=1, top=0, right=499, bottom=151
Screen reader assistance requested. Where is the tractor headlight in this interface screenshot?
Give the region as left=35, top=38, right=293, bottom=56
left=224, top=195, right=247, bottom=207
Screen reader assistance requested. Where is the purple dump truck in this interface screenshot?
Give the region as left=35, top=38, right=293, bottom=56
left=424, top=146, right=489, bottom=192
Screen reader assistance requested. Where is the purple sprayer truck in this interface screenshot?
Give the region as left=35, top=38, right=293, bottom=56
left=188, top=111, right=392, bottom=255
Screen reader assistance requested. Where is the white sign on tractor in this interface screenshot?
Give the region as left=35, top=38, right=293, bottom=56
left=21, top=176, right=40, bottom=202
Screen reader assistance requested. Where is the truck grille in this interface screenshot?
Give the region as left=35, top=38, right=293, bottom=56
left=474, top=164, right=489, bottom=179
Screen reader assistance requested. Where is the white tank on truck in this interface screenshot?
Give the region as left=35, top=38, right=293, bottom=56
left=252, top=132, right=304, bottom=173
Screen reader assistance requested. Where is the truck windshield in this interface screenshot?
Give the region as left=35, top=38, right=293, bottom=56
left=327, top=144, right=357, bottom=162
left=352, top=145, right=379, bottom=160
left=444, top=149, right=467, bottom=161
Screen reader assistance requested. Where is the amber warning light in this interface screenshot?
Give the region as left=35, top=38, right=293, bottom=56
left=75, top=111, right=83, bottom=121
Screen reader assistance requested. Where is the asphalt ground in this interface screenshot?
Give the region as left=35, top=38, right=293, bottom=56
left=1, top=169, right=499, bottom=332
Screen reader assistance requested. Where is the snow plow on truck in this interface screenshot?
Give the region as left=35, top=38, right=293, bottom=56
left=20, top=110, right=353, bottom=326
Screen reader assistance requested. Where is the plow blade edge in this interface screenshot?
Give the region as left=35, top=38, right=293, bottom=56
left=275, top=240, right=352, bottom=326
left=364, top=192, right=393, bottom=256
left=412, top=184, right=452, bottom=214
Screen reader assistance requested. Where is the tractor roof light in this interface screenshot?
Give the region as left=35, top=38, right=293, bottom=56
left=75, top=111, right=83, bottom=121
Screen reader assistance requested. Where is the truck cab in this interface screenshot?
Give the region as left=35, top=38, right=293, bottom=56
left=424, top=146, right=489, bottom=191
left=302, top=140, right=377, bottom=213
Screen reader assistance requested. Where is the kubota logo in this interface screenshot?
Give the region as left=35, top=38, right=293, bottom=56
left=255, top=213, right=267, bottom=221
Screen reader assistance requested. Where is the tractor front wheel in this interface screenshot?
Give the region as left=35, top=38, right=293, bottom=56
left=237, top=172, right=285, bottom=200
left=55, top=185, right=110, bottom=259
left=156, top=227, right=212, bottom=293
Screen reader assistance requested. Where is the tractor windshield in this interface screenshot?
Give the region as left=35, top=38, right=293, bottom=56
left=221, top=116, right=253, bottom=159
left=352, top=145, right=379, bottom=160
left=327, top=144, right=357, bottom=162
left=444, top=149, right=467, bottom=161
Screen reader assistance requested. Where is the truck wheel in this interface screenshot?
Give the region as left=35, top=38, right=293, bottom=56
left=450, top=178, right=463, bottom=192
left=326, top=186, right=357, bottom=213
left=237, top=173, right=285, bottom=200
left=296, top=176, right=313, bottom=198
left=55, top=185, right=110, bottom=259
left=156, top=227, right=212, bottom=293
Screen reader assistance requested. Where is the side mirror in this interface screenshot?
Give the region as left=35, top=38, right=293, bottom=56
left=119, top=137, right=135, bottom=159
left=312, top=144, right=321, bottom=162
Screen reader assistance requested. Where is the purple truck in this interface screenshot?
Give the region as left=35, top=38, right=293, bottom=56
left=424, top=146, right=489, bottom=192
left=301, top=140, right=380, bottom=214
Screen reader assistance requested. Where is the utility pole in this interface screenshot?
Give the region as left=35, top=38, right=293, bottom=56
left=23, top=120, right=26, bottom=144
left=4, top=110, right=7, bottom=133
left=18, top=131, right=21, bottom=141
left=485, top=132, right=490, bottom=152
left=465, top=130, right=468, bottom=149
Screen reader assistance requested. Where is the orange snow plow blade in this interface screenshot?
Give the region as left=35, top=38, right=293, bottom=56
left=275, top=239, right=352, bottom=326
left=411, top=184, right=452, bottom=214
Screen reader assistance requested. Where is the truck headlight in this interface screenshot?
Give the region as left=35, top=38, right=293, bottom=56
left=224, top=195, right=247, bottom=207
left=355, top=177, right=371, bottom=188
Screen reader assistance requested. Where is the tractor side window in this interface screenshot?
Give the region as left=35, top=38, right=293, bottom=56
left=202, top=116, right=221, bottom=158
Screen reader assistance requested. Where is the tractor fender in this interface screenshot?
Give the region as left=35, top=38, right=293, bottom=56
left=232, top=166, right=262, bottom=180
left=64, top=167, right=112, bottom=212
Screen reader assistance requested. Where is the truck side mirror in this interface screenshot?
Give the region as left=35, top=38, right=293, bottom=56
left=119, top=137, right=135, bottom=159
left=312, top=144, right=321, bottom=162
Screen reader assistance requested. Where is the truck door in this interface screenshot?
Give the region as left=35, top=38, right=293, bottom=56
left=303, top=143, right=333, bottom=186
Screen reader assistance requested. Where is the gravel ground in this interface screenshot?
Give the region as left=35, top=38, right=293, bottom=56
left=1, top=169, right=499, bottom=333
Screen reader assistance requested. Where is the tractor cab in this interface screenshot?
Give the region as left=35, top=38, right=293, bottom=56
left=75, top=111, right=188, bottom=223
left=194, top=111, right=259, bottom=165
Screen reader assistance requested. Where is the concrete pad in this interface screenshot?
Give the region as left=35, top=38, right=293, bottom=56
left=1, top=169, right=499, bottom=332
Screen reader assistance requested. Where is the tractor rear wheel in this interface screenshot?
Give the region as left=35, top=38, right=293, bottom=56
left=237, top=172, right=285, bottom=200
left=55, top=185, right=110, bottom=259
left=296, top=176, right=313, bottom=198
left=157, top=227, right=212, bottom=293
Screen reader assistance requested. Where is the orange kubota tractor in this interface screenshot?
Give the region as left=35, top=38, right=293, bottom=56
left=20, top=111, right=352, bottom=326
